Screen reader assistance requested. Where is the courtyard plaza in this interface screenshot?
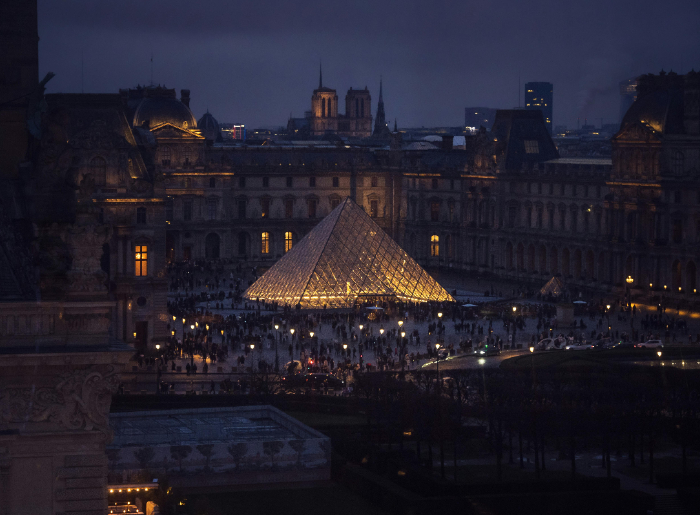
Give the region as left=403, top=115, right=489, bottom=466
left=119, top=260, right=700, bottom=394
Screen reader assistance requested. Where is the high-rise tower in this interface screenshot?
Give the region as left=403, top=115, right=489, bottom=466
left=524, top=82, right=553, bottom=135
left=373, top=78, right=387, bottom=135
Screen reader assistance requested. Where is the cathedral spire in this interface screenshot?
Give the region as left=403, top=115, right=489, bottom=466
left=373, top=76, right=387, bottom=136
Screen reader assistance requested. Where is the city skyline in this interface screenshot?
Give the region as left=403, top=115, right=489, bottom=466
left=37, top=0, right=699, bottom=129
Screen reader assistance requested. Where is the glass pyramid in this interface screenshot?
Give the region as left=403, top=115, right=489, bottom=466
left=244, top=197, right=454, bottom=308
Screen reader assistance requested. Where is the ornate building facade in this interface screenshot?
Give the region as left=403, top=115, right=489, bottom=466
left=157, top=71, right=700, bottom=303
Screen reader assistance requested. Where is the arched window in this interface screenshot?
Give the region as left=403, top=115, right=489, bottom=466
left=261, top=232, right=270, bottom=254
left=183, top=146, right=194, bottom=165
left=90, top=157, right=107, bottom=186
left=430, top=235, right=439, bottom=257
left=160, top=146, right=171, bottom=166
left=284, top=232, right=293, bottom=253
left=322, top=98, right=326, bottom=118
left=134, top=245, right=147, bottom=277
left=673, top=151, right=684, bottom=175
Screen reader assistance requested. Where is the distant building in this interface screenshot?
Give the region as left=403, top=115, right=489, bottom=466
left=465, top=107, right=497, bottom=132
left=221, top=123, right=246, bottom=141
left=619, top=77, right=638, bottom=123
left=310, top=66, right=373, bottom=138
left=198, top=110, right=223, bottom=142
left=524, top=82, right=553, bottom=134
left=373, top=78, right=389, bottom=136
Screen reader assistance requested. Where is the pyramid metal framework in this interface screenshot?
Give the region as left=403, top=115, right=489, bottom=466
left=244, top=198, right=454, bottom=308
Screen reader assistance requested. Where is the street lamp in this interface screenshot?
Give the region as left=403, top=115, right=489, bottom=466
left=343, top=343, right=348, bottom=359
left=626, top=276, right=634, bottom=285
left=657, top=350, right=662, bottom=358
left=359, top=324, right=363, bottom=331
left=309, top=331, right=314, bottom=338
left=437, top=312, right=443, bottom=319
left=435, top=343, right=441, bottom=389
left=512, top=306, right=517, bottom=313
left=401, top=331, right=406, bottom=338
left=172, top=315, right=176, bottom=321
left=190, top=324, right=195, bottom=330
left=398, top=320, right=404, bottom=328
left=274, top=324, right=280, bottom=373
left=529, top=346, right=535, bottom=353
left=379, top=327, right=384, bottom=335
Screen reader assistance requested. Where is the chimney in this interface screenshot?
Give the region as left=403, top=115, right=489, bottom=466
left=180, top=89, right=190, bottom=108
left=441, top=135, right=454, bottom=150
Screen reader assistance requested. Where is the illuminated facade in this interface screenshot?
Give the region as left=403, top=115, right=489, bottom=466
left=244, top=198, right=454, bottom=308
left=310, top=67, right=373, bottom=138
left=524, top=82, right=553, bottom=135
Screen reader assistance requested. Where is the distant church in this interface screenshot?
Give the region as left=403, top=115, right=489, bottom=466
left=309, top=66, right=374, bottom=138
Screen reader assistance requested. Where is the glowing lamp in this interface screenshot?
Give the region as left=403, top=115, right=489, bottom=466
left=512, top=306, right=517, bottom=312
left=250, top=344, right=255, bottom=350
left=437, top=312, right=443, bottom=318
left=606, top=304, right=611, bottom=310
left=359, top=324, right=363, bottom=330
left=274, top=324, right=279, bottom=330
left=155, top=344, right=160, bottom=350
left=343, top=344, right=348, bottom=350
left=290, top=328, right=295, bottom=335
left=435, top=343, right=440, bottom=349
left=529, top=346, right=535, bottom=353
left=190, top=324, right=194, bottom=330
left=172, top=315, right=176, bottom=321
left=398, top=320, right=404, bottom=327
left=626, top=276, right=633, bottom=284
left=401, top=331, right=406, bottom=338
left=205, top=324, right=209, bottom=331
left=380, top=327, right=384, bottom=335
left=657, top=350, right=662, bottom=358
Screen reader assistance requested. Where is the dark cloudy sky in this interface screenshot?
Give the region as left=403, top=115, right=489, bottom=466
left=38, top=0, right=699, bottom=130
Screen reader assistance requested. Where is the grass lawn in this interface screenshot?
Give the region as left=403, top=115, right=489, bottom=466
left=444, top=463, right=580, bottom=484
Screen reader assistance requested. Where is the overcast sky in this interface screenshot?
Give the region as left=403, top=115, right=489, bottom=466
left=38, top=0, right=700, bottom=130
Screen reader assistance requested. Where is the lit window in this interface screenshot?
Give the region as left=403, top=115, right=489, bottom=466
left=261, top=232, right=270, bottom=254
left=284, top=232, right=293, bottom=253
left=135, top=245, right=147, bottom=276
left=430, top=235, right=439, bottom=257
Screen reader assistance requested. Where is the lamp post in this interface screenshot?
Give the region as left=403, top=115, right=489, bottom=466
left=435, top=343, right=441, bottom=391
left=274, top=324, right=280, bottom=373
left=182, top=318, right=186, bottom=338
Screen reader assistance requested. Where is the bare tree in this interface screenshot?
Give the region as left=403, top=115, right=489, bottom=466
left=262, top=441, right=284, bottom=468
left=227, top=442, right=248, bottom=470
left=169, top=445, right=192, bottom=472
left=196, top=444, right=215, bottom=471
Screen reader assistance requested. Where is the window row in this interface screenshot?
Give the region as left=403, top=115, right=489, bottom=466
left=260, top=232, right=294, bottom=254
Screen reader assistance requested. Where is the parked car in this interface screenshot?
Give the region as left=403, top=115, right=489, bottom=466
left=634, top=340, right=664, bottom=349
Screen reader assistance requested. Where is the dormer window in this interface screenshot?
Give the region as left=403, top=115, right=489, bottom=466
left=524, top=140, right=539, bottom=154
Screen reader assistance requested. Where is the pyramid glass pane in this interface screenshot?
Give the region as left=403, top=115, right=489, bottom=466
left=244, top=198, right=454, bottom=308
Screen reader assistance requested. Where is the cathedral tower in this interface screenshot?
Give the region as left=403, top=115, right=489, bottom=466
left=311, top=64, right=338, bottom=135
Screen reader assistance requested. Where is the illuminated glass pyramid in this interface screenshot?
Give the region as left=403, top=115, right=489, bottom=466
left=244, top=197, right=454, bottom=308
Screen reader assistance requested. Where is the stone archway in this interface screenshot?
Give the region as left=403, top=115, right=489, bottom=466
left=562, top=248, right=570, bottom=277
left=672, top=260, right=682, bottom=292
left=506, top=241, right=513, bottom=270
left=205, top=233, right=220, bottom=260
